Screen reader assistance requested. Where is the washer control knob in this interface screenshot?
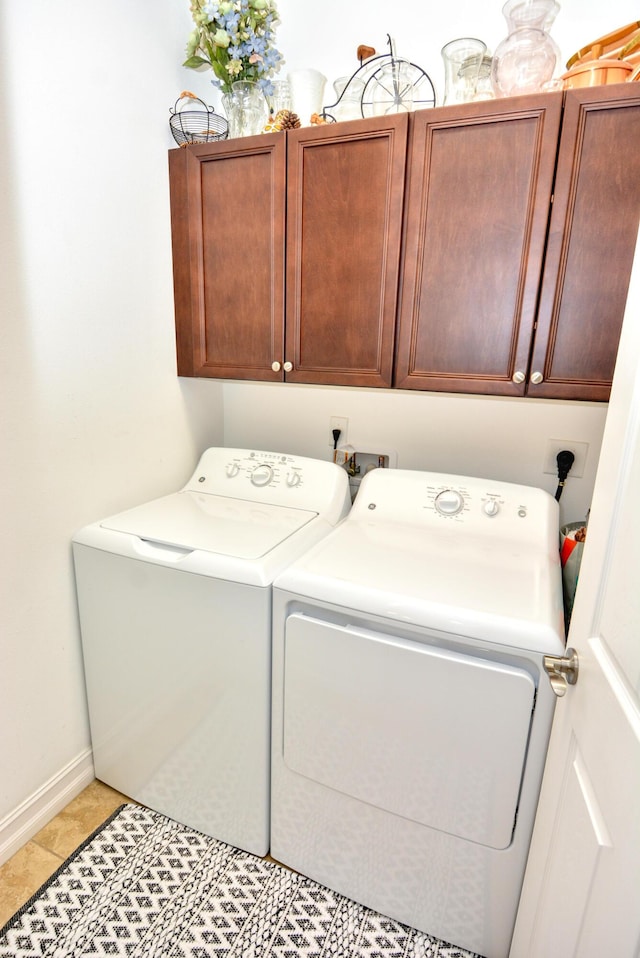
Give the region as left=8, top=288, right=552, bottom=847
left=251, top=463, right=274, bottom=487
left=286, top=471, right=301, bottom=487
left=226, top=462, right=240, bottom=478
left=483, top=499, right=500, bottom=517
left=518, top=506, right=528, bottom=518
left=434, top=488, right=464, bottom=516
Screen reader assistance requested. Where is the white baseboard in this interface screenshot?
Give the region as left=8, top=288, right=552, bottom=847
left=0, top=748, right=95, bottom=866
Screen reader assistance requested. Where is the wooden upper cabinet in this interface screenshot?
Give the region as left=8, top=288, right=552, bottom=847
left=285, top=114, right=408, bottom=386
left=169, top=133, right=286, bottom=380
left=394, top=94, right=563, bottom=395
left=169, top=89, right=636, bottom=400
left=528, top=84, right=640, bottom=401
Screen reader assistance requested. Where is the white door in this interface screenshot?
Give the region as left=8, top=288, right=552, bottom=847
left=510, top=233, right=640, bottom=956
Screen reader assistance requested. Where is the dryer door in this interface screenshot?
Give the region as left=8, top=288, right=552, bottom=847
left=283, top=613, right=536, bottom=849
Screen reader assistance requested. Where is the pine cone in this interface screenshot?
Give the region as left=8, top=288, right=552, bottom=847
left=274, top=109, right=301, bottom=130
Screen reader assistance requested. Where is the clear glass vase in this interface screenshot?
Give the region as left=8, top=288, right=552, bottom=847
left=222, top=81, right=268, bottom=138
left=441, top=38, right=488, bottom=105
left=331, top=76, right=366, bottom=121
left=491, top=0, right=560, bottom=98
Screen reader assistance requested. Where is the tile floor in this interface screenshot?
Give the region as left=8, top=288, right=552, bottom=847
left=0, top=779, right=131, bottom=928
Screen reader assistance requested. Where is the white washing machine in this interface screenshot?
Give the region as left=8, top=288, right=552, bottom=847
left=73, top=447, right=350, bottom=857
left=270, top=467, right=565, bottom=958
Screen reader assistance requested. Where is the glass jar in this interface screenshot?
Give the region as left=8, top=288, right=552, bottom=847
left=268, top=79, right=291, bottom=118
left=491, top=0, right=560, bottom=98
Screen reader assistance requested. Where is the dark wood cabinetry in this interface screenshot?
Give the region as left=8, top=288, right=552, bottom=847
left=169, top=132, right=286, bottom=380
left=169, top=115, right=406, bottom=386
left=169, top=84, right=640, bottom=401
left=395, top=93, right=562, bottom=396
left=529, top=84, right=640, bottom=400
left=284, top=115, right=407, bottom=387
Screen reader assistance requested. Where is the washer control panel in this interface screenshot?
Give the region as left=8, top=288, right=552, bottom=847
left=183, top=448, right=349, bottom=518
left=191, top=450, right=304, bottom=493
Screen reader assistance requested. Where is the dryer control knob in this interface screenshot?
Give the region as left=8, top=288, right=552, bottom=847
left=251, top=463, right=274, bottom=487
left=483, top=499, right=500, bottom=517
left=434, top=489, right=464, bottom=516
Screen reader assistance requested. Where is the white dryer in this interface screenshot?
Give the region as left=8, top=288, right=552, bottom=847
left=270, top=467, right=565, bottom=958
left=73, top=447, right=350, bottom=857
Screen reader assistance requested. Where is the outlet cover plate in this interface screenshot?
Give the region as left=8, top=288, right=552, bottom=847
left=329, top=416, right=348, bottom=446
left=543, top=439, right=589, bottom=479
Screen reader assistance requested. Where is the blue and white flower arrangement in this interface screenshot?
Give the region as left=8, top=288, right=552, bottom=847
left=184, top=0, right=284, bottom=94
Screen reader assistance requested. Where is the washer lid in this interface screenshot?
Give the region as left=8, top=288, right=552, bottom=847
left=100, top=491, right=318, bottom=559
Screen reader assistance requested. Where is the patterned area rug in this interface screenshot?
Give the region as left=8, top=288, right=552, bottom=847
left=0, top=804, right=482, bottom=957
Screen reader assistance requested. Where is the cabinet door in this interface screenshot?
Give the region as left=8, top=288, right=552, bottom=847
left=285, top=115, right=408, bottom=387
left=169, top=134, right=286, bottom=380
left=529, top=84, right=640, bottom=401
left=395, top=94, right=562, bottom=395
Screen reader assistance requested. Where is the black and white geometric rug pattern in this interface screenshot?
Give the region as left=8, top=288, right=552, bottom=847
left=0, top=804, right=482, bottom=957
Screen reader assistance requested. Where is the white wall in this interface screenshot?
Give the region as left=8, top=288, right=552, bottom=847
left=223, top=384, right=606, bottom=526
left=0, top=0, right=223, bottom=856
left=0, top=0, right=635, bottom=859
left=275, top=0, right=639, bottom=97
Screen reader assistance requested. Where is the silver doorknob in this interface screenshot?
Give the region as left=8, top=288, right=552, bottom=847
left=530, top=371, right=544, bottom=384
left=543, top=648, right=579, bottom=697
left=512, top=371, right=526, bottom=384
left=271, top=361, right=281, bottom=372
left=283, top=361, right=293, bottom=372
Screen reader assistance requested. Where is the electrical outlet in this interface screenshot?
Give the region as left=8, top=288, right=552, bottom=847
left=543, top=440, right=589, bottom=479
left=329, top=416, right=348, bottom=446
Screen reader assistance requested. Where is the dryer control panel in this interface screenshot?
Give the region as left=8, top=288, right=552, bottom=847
left=350, top=468, right=558, bottom=551
left=183, top=448, right=350, bottom=521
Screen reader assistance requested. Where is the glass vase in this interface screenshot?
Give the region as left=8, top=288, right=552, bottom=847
left=441, top=38, right=488, bottom=105
left=491, top=0, right=560, bottom=98
left=331, top=76, right=366, bottom=121
left=222, top=80, right=268, bottom=138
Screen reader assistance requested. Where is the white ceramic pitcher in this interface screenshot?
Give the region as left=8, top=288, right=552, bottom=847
left=288, top=69, right=327, bottom=125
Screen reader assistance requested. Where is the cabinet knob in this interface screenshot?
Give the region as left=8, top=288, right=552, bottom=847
left=271, top=361, right=281, bottom=372
left=530, top=371, right=544, bottom=385
left=283, top=361, right=293, bottom=372
left=512, top=370, right=526, bottom=384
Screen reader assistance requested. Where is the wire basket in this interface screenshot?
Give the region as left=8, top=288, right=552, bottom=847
left=169, top=92, right=228, bottom=145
